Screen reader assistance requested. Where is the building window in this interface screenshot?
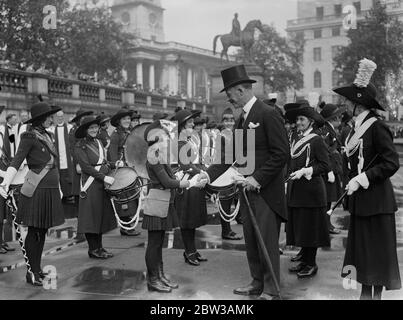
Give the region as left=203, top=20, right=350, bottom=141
left=314, top=29, right=322, bottom=38
left=334, top=4, right=342, bottom=16
left=332, top=70, right=342, bottom=87
left=332, top=45, right=342, bottom=60
left=316, top=6, right=324, bottom=19
left=314, top=70, right=322, bottom=88
left=313, top=47, right=322, bottom=61
left=353, top=1, right=361, bottom=14
left=332, top=27, right=341, bottom=37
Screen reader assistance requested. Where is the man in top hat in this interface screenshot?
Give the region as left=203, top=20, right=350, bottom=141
left=68, top=109, right=94, bottom=206
left=319, top=104, right=344, bottom=234
left=199, top=65, right=289, bottom=300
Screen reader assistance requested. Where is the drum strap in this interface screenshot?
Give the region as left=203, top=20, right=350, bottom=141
left=80, top=140, right=104, bottom=195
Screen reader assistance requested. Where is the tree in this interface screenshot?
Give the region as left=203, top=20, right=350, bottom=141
left=0, top=0, right=135, bottom=80
left=334, top=2, right=403, bottom=110
left=235, top=24, right=304, bottom=94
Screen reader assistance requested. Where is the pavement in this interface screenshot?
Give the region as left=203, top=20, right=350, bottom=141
left=1, top=167, right=403, bottom=300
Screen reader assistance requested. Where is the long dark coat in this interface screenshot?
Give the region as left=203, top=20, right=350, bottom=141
left=342, top=112, right=401, bottom=290
left=75, top=137, right=116, bottom=234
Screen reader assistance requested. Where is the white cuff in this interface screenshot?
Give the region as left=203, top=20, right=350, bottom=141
left=303, top=167, right=313, bottom=180
left=355, top=173, right=370, bottom=189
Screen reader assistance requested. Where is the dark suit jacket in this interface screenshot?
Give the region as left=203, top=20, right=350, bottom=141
left=347, top=112, right=399, bottom=216
left=207, top=99, right=290, bottom=221
left=320, top=122, right=343, bottom=175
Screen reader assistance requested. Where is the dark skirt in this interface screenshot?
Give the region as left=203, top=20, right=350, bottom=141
left=17, top=188, right=64, bottom=229
left=175, top=188, right=207, bottom=229
left=342, top=213, right=401, bottom=290
left=286, top=207, right=330, bottom=247
left=142, top=203, right=179, bottom=231
left=325, top=173, right=343, bottom=203
left=77, top=179, right=116, bottom=234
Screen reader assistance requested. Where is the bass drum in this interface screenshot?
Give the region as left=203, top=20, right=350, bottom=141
left=124, top=122, right=151, bottom=180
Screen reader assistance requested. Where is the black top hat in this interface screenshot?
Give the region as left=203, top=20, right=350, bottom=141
left=111, top=108, right=134, bottom=127
left=171, top=109, right=200, bottom=127
left=320, top=104, right=343, bottom=121
left=70, top=109, right=94, bottom=124
left=220, top=65, right=256, bottom=93
left=75, top=115, right=101, bottom=139
left=285, top=103, right=324, bottom=127
left=152, top=112, right=169, bottom=121
left=25, top=102, right=61, bottom=124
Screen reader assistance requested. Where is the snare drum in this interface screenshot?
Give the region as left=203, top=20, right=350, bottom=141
left=205, top=167, right=241, bottom=201
left=105, top=167, right=143, bottom=218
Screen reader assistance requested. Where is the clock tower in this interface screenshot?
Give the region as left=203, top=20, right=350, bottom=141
left=111, top=0, right=165, bottom=42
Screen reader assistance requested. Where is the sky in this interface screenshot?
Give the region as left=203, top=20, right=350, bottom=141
left=162, top=0, right=298, bottom=50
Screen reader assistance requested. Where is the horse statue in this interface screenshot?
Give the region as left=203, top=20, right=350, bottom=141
left=213, top=20, right=264, bottom=62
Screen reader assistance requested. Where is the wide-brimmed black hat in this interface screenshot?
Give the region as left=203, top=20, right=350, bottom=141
left=320, top=104, right=343, bottom=121
left=70, top=109, right=93, bottom=124
left=286, top=104, right=324, bottom=127
left=333, top=58, right=383, bottom=110
left=171, top=109, right=200, bottom=127
left=220, top=65, right=256, bottom=93
left=25, top=102, right=61, bottom=124
left=152, top=112, right=169, bottom=121
left=131, top=111, right=141, bottom=120
left=284, top=100, right=310, bottom=123
left=194, top=117, right=206, bottom=125
left=111, top=108, right=134, bottom=127
left=75, top=115, right=101, bottom=139
left=333, top=83, right=383, bottom=110
left=97, top=113, right=110, bottom=125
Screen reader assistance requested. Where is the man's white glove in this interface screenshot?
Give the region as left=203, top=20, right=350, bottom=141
left=104, top=176, right=115, bottom=186
left=346, top=173, right=369, bottom=195
left=290, top=167, right=313, bottom=181
left=188, top=174, right=207, bottom=189
left=328, top=171, right=335, bottom=183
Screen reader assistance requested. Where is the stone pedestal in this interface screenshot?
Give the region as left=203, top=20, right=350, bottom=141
left=210, top=63, right=264, bottom=119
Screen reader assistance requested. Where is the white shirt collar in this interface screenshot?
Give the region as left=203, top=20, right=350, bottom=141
left=242, top=96, right=257, bottom=118
left=355, top=110, right=370, bottom=129
left=302, top=127, right=313, bottom=137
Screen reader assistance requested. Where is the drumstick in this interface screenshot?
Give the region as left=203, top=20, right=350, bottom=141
left=327, top=154, right=379, bottom=216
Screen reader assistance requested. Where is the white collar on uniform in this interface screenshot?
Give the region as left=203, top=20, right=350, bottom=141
left=355, top=110, right=370, bottom=129
left=242, top=96, right=257, bottom=119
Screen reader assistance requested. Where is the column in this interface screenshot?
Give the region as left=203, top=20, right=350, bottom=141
left=149, top=64, right=155, bottom=91
left=136, top=61, right=143, bottom=87
left=187, top=68, right=193, bottom=98
left=168, top=64, right=178, bottom=95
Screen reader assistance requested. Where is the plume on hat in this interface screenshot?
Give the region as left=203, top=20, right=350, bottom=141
left=353, top=58, right=377, bottom=88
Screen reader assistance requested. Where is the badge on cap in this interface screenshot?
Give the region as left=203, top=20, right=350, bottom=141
left=357, top=93, right=362, bottom=98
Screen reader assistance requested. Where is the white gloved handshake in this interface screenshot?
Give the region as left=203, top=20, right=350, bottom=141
left=290, top=167, right=313, bottom=181
left=187, top=174, right=208, bottom=189
left=346, top=173, right=369, bottom=195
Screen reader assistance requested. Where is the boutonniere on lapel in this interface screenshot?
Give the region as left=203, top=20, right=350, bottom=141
left=248, top=122, right=260, bottom=129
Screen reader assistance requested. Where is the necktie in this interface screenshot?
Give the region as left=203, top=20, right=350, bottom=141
left=239, top=110, right=246, bottom=129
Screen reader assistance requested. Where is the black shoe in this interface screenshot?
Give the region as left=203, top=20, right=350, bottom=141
left=195, top=251, right=208, bottom=262
left=297, top=265, right=318, bottom=278
left=88, top=248, right=108, bottom=259
left=183, top=252, right=200, bottom=266
left=233, top=283, right=263, bottom=296
left=1, top=243, right=15, bottom=252
left=222, top=231, right=243, bottom=241
left=26, top=272, right=43, bottom=286
left=120, top=229, right=141, bottom=237
left=289, top=262, right=306, bottom=273
left=147, top=273, right=172, bottom=293
left=159, top=263, right=179, bottom=289
left=100, top=248, right=114, bottom=258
